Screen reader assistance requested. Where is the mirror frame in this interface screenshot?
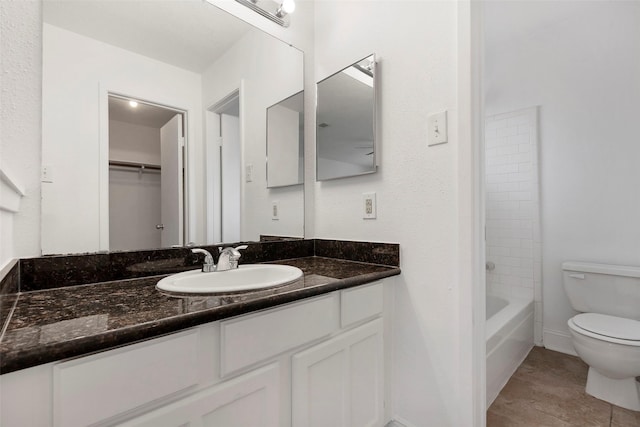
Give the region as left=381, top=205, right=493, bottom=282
left=315, top=53, right=377, bottom=182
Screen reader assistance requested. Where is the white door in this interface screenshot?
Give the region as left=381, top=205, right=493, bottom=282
left=160, top=114, right=183, bottom=247
left=118, top=364, right=280, bottom=427
left=292, top=319, right=384, bottom=427
left=221, top=113, right=240, bottom=243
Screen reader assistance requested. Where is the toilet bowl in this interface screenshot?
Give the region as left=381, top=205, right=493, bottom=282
left=567, top=313, right=640, bottom=411
left=562, top=261, right=640, bottom=411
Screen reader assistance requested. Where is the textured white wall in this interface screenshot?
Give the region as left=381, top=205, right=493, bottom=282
left=42, top=24, right=203, bottom=254
left=0, top=0, right=42, bottom=261
left=314, top=2, right=473, bottom=425
left=485, top=1, right=640, bottom=354
left=109, top=120, right=161, bottom=166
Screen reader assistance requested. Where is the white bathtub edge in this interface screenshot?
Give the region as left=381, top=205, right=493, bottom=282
left=486, top=310, right=534, bottom=408
left=486, top=296, right=533, bottom=353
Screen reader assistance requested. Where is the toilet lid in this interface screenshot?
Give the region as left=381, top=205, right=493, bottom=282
left=573, top=313, right=640, bottom=341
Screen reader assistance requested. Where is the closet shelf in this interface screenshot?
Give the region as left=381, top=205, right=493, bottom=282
left=109, top=160, right=161, bottom=171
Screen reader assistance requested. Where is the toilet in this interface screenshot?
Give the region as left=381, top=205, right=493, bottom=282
left=562, top=261, right=640, bottom=411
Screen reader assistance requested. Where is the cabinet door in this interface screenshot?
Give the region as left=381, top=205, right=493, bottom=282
left=292, top=319, right=384, bottom=427
left=118, top=364, right=280, bottom=427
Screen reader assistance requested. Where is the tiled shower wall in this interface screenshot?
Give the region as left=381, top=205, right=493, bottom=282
left=485, top=107, right=543, bottom=345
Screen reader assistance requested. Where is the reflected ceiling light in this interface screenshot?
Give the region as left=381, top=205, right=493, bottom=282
left=129, top=100, right=139, bottom=108
left=275, top=0, right=295, bottom=18
left=234, top=0, right=294, bottom=27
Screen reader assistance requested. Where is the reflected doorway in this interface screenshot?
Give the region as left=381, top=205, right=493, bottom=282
left=107, top=95, right=186, bottom=251
left=206, top=90, right=241, bottom=244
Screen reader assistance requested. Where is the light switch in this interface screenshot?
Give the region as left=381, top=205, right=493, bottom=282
left=245, top=164, right=253, bottom=182
left=427, top=111, right=448, bottom=146
left=272, top=201, right=280, bottom=220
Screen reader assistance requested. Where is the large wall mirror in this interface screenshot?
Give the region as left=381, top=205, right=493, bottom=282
left=316, top=54, right=377, bottom=181
left=41, top=0, right=304, bottom=255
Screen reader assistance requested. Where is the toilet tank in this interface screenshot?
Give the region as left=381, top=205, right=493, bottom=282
left=562, top=261, right=640, bottom=320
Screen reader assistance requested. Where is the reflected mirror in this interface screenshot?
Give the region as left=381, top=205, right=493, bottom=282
left=267, top=91, right=304, bottom=188
left=316, top=54, right=377, bottom=181
left=41, top=0, right=304, bottom=255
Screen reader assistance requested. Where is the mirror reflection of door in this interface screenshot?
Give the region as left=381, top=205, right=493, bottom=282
left=108, top=95, right=185, bottom=251
left=207, top=91, right=241, bottom=244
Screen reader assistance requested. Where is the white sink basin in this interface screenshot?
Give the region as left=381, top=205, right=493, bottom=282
left=156, top=264, right=303, bottom=294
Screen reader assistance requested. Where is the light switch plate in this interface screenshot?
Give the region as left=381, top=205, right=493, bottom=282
left=245, top=164, right=253, bottom=182
left=427, top=111, right=448, bottom=146
left=41, top=165, right=53, bottom=183
left=363, top=192, right=376, bottom=219
left=271, top=201, right=280, bottom=220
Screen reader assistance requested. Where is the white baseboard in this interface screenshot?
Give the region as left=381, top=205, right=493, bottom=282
left=543, top=329, right=577, bottom=356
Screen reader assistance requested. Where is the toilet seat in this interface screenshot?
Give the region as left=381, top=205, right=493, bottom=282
left=569, top=313, right=640, bottom=346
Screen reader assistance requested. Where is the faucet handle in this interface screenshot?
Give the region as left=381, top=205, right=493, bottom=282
left=230, top=245, right=248, bottom=268
left=217, top=245, right=248, bottom=256
left=191, top=248, right=215, bottom=272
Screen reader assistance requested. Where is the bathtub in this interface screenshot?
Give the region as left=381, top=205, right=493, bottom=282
left=486, top=294, right=534, bottom=407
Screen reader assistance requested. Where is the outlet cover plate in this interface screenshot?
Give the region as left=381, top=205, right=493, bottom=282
left=363, top=192, right=376, bottom=219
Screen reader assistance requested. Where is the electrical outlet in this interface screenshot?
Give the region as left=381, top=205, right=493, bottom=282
left=272, top=201, right=280, bottom=220
left=363, top=192, right=376, bottom=219
left=41, top=165, right=53, bottom=183
left=245, top=164, right=253, bottom=182
left=427, top=111, right=448, bottom=146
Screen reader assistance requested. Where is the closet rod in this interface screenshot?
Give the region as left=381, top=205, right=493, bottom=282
left=109, top=160, right=161, bottom=171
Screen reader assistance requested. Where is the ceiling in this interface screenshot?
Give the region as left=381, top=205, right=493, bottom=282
left=484, top=1, right=607, bottom=55
left=43, top=0, right=252, bottom=73
left=109, top=96, right=179, bottom=128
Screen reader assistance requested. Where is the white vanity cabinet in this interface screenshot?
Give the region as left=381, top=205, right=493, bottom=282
left=0, top=281, right=387, bottom=427
left=292, top=318, right=384, bottom=427
left=119, top=364, right=281, bottom=427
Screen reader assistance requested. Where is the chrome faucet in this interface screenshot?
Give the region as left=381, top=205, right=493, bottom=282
left=191, top=248, right=216, bottom=272
left=216, top=245, right=248, bottom=271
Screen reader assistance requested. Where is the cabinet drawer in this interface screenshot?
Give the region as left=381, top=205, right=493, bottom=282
left=220, top=294, right=338, bottom=376
left=341, top=282, right=384, bottom=328
left=53, top=329, right=199, bottom=427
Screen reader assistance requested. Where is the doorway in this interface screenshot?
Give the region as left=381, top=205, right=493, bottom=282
left=206, top=90, right=241, bottom=244
left=107, top=94, right=186, bottom=251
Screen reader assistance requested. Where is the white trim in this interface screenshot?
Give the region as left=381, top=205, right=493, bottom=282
left=0, top=167, right=25, bottom=213
left=543, top=328, right=577, bottom=356
left=458, top=1, right=486, bottom=426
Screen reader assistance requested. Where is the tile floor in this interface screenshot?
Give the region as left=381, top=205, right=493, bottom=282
left=487, top=346, right=640, bottom=426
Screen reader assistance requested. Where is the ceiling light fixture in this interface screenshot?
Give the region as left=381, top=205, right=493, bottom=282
left=129, top=100, right=139, bottom=108
left=233, top=0, right=295, bottom=27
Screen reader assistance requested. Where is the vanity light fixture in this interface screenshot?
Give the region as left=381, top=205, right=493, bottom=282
left=234, top=0, right=294, bottom=27
left=275, top=0, right=295, bottom=18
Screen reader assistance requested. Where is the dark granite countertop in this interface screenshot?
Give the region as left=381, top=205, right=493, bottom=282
left=0, top=256, right=400, bottom=374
